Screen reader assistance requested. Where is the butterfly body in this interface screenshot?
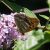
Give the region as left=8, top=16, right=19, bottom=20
left=14, top=13, right=40, bottom=35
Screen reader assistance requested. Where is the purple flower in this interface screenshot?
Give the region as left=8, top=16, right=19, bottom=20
left=0, top=13, right=22, bottom=48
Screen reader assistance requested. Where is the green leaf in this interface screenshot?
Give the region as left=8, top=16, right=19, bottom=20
left=12, top=30, right=50, bottom=50
left=1, top=0, right=23, bottom=12
left=46, top=24, right=50, bottom=30
left=44, top=31, right=50, bottom=34
left=39, top=14, right=49, bottom=20
left=29, top=39, right=49, bottom=50
left=44, top=31, right=50, bottom=40
left=12, top=38, right=38, bottom=50
left=29, top=30, right=50, bottom=50
left=33, top=29, right=44, bottom=41
left=24, top=8, right=37, bottom=18
left=12, top=30, right=38, bottom=50
left=12, top=29, right=45, bottom=50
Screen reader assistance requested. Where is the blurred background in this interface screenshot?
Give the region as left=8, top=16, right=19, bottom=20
left=0, top=0, right=49, bottom=13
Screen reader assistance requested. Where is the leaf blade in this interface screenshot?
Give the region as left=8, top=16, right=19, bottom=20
left=24, top=8, right=37, bottom=18
left=39, top=14, right=49, bottom=20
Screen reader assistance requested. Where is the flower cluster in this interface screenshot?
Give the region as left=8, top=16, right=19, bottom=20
left=0, top=13, right=23, bottom=48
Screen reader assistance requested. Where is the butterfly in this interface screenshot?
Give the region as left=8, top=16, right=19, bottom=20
left=14, top=13, right=40, bottom=35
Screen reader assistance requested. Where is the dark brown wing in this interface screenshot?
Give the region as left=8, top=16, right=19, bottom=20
left=14, top=13, right=40, bottom=34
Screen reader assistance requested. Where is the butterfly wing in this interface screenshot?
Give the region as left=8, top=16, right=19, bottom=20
left=14, top=13, right=39, bottom=34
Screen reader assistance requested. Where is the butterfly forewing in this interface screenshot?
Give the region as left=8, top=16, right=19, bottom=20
left=14, top=13, right=40, bottom=34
